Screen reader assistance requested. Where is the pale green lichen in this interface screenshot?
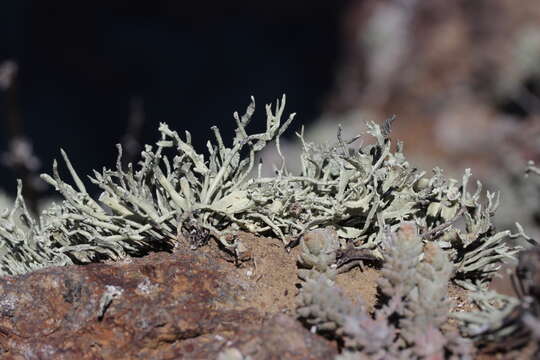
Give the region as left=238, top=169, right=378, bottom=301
left=0, top=95, right=527, bottom=285
left=454, top=247, right=540, bottom=356
left=0, top=181, right=72, bottom=275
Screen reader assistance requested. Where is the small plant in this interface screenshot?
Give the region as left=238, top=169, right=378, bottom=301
left=296, top=224, right=474, bottom=359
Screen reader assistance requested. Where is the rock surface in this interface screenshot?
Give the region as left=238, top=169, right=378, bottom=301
left=0, top=242, right=337, bottom=359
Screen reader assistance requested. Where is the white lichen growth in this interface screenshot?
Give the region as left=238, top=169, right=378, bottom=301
left=0, top=95, right=527, bottom=293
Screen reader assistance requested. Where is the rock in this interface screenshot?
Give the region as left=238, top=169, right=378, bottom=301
left=0, top=244, right=336, bottom=359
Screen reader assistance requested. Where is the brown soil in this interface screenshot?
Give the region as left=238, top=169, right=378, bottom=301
left=201, top=232, right=384, bottom=315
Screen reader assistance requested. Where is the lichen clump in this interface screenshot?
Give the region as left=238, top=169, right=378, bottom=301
left=0, top=96, right=526, bottom=285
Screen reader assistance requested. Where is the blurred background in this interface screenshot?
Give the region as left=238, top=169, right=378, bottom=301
left=1, top=0, right=540, bottom=241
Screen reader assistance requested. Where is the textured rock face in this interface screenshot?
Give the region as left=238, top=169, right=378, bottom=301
left=0, top=245, right=336, bottom=359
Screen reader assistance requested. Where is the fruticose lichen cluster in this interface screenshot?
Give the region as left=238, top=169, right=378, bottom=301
left=0, top=95, right=535, bottom=357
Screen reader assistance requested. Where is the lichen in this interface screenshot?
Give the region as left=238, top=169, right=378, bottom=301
left=0, top=96, right=525, bottom=282
left=454, top=246, right=540, bottom=356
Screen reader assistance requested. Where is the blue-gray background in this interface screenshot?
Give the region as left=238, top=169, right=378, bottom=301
left=0, top=1, right=347, bottom=193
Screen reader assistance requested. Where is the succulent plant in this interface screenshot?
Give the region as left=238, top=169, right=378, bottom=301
left=296, top=224, right=475, bottom=359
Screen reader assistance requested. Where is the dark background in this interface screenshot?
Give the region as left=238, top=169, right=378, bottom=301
left=0, top=1, right=347, bottom=194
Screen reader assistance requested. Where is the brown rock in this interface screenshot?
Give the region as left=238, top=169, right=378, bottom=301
left=0, top=243, right=336, bottom=359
